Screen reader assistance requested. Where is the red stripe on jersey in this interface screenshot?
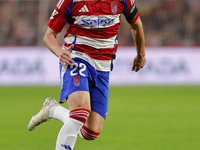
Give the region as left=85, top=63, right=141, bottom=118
left=65, top=24, right=120, bottom=39
left=47, top=14, right=67, bottom=32
left=65, top=43, right=118, bottom=60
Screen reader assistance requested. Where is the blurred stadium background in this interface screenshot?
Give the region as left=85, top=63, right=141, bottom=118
left=0, top=0, right=200, bottom=150
left=0, top=0, right=200, bottom=86
left=0, top=0, right=200, bottom=46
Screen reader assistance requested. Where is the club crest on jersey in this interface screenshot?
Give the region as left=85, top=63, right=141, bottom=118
left=111, top=1, right=118, bottom=14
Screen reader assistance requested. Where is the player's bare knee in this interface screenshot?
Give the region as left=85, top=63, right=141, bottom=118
left=67, top=91, right=91, bottom=110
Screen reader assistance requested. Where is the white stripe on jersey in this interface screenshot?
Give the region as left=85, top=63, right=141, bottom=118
left=64, top=34, right=118, bottom=49
left=62, top=46, right=114, bottom=71
left=57, top=0, right=65, bottom=9
left=70, top=51, right=113, bottom=71
left=73, top=14, right=121, bottom=29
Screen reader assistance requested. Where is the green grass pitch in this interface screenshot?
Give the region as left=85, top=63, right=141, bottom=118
left=0, top=86, right=200, bottom=150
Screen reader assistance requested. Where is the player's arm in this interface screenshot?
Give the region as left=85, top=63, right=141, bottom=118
left=43, top=27, right=74, bottom=69
left=123, top=0, right=146, bottom=72
left=43, top=0, right=75, bottom=68
left=130, top=17, right=146, bottom=72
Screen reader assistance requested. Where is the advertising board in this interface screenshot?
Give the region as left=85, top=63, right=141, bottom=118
left=0, top=47, right=200, bottom=85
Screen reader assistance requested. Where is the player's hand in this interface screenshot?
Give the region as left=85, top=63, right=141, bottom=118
left=59, top=44, right=75, bottom=69
left=132, top=55, right=146, bottom=72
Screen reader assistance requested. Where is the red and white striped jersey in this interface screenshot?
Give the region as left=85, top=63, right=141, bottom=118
left=48, top=0, right=140, bottom=71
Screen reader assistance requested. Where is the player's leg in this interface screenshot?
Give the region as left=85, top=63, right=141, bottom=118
left=28, top=59, right=90, bottom=132
left=55, top=59, right=93, bottom=150
left=79, top=71, right=109, bottom=140
left=55, top=90, right=91, bottom=150
left=79, top=111, right=104, bottom=140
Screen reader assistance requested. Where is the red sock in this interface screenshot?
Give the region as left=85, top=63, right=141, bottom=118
left=69, top=109, right=90, bottom=124
left=80, top=125, right=100, bottom=140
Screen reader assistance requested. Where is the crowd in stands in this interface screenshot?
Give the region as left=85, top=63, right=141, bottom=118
left=141, top=0, right=200, bottom=46
left=0, top=0, right=199, bottom=46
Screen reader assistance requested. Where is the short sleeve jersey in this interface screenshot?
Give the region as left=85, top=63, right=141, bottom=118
left=48, top=0, right=140, bottom=71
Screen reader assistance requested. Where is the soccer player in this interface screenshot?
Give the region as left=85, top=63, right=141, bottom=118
left=28, top=0, right=146, bottom=149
